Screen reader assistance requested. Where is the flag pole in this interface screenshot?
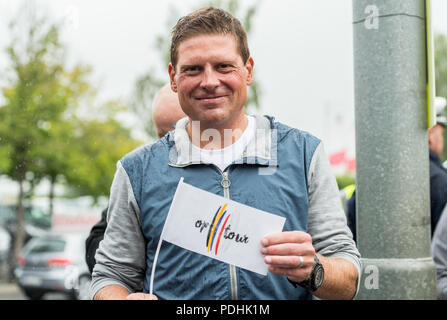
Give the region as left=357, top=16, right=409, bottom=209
left=149, top=177, right=184, bottom=299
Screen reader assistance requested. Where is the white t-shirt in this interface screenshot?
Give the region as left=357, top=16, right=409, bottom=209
left=192, top=116, right=256, bottom=172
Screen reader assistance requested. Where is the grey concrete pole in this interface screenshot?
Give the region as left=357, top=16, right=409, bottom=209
left=352, top=0, right=437, bottom=299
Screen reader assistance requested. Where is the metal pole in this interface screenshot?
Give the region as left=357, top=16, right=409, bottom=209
left=352, top=0, right=437, bottom=299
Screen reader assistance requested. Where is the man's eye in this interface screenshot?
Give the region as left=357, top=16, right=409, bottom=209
left=218, top=64, right=235, bottom=73
left=184, top=66, right=200, bottom=73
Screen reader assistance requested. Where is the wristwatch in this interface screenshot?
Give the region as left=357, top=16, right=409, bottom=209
left=290, top=255, right=325, bottom=292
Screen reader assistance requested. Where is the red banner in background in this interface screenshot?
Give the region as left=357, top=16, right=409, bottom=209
left=329, top=150, right=356, bottom=173
left=329, top=150, right=347, bottom=166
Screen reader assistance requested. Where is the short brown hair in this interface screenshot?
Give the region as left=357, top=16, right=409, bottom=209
left=170, top=7, right=250, bottom=69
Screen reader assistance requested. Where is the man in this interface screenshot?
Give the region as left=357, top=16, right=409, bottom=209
left=85, top=84, right=185, bottom=273
left=90, top=7, right=360, bottom=300
left=430, top=97, right=447, bottom=300
left=428, top=99, right=447, bottom=235
left=432, top=199, right=447, bottom=299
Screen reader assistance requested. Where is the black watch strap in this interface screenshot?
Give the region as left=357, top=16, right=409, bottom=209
left=288, top=255, right=324, bottom=292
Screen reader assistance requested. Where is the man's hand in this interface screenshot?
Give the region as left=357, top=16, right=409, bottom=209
left=126, top=293, right=158, bottom=300
left=261, top=230, right=359, bottom=300
left=260, top=231, right=315, bottom=283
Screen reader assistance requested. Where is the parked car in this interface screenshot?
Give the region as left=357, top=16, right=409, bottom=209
left=0, top=225, right=11, bottom=279
left=0, top=204, right=51, bottom=281
left=0, top=225, right=11, bottom=263
left=14, top=234, right=91, bottom=300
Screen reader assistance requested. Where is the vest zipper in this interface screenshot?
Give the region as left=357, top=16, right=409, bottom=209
left=170, top=162, right=239, bottom=299
left=221, top=169, right=238, bottom=300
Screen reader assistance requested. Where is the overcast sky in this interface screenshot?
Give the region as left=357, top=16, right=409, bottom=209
left=1, top=0, right=447, bottom=157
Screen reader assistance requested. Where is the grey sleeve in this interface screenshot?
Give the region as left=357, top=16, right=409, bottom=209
left=307, top=143, right=362, bottom=292
left=89, top=161, right=146, bottom=299
left=431, top=204, right=447, bottom=300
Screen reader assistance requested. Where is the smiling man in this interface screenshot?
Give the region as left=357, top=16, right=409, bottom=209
left=90, top=7, right=360, bottom=300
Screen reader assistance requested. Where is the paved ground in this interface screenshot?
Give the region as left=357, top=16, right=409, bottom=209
left=0, top=282, right=24, bottom=300
left=0, top=281, right=69, bottom=300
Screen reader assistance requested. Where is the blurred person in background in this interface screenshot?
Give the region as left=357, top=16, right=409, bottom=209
left=428, top=97, right=447, bottom=235
left=432, top=198, right=447, bottom=299
left=152, top=84, right=187, bottom=139
left=85, top=84, right=186, bottom=273
left=345, top=97, right=447, bottom=240
left=431, top=97, right=447, bottom=300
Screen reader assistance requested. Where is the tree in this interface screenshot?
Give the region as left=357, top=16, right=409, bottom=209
left=130, top=0, right=262, bottom=140
left=0, top=5, right=137, bottom=261
left=31, top=64, right=94, bottom=218
left=63, top=108, right=142, bottom=201
left=32, top=118, right=76, bottom=218
left=0, top=8, right=69, bottom=260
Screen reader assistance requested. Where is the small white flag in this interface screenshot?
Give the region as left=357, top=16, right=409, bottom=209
left=160, top=177, right=286, bottom=275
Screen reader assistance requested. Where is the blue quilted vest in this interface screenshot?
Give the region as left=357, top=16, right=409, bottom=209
left=120, top=115, right=321, bottom=300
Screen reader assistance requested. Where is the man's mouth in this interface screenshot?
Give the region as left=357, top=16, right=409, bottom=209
left=195, top=95, right=226, bottom=100
left=194, top=95, right=227, bottom=104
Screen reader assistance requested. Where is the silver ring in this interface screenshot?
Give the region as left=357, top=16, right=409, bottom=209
left=298, top=256, right=304, bottom=268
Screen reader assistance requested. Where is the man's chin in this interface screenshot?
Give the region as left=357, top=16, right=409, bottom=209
left=195, top=116, right=227, bottom=128
left=188, top=106, right=244, bottom=128
left=193, top=109, right=228, bottom=124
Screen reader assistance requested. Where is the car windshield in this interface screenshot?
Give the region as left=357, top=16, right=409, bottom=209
left=26, top=206, right=52, bottom=229
left=28, top=239, right=65, bottom=254
left=0, top=204, right=51, bottom=229
left=0, top=205, right=15, bottom=224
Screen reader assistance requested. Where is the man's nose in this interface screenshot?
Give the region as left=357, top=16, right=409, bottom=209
left=200, top=65, right=220, bottom=89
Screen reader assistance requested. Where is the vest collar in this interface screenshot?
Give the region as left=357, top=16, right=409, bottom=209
left=168, top=115, right=277, bottom=168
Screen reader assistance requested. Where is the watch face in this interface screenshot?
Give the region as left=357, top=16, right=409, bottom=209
left=314, top=266, right=324, bottom=287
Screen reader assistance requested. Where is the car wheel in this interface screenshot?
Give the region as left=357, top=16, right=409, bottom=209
left=23, top=288, right=45, bottom=300
left=72, top=275, right=91, bottom=300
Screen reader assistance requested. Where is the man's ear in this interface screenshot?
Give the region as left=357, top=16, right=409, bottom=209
left=168, top=63, right=178, bottom=92
left=245, top=57, right=254, bottom=85
left=428, top=127, right=435, bottom=148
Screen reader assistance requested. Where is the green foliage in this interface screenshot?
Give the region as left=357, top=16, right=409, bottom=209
left=0, top=7, right=70, bottom=259
left=0, top=3, right=141, bottom=259
left=0, top=7, right=143, bottom=205
left=64, top=116, right=142, bottom=201
left=0, top=10, right=66, bottom=188
left=336, top=175, right=356, bottom=191
left=131, top=72, right=165, bottom=139
left=0, top=142, right=11, bottom=174
left=435, top=33, right=447, bottom=99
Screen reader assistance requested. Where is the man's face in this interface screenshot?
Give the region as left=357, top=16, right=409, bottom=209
left=429, top=124, right=445, bottom=157
left=169, top=34, right=254, bottom=128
